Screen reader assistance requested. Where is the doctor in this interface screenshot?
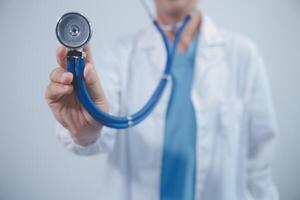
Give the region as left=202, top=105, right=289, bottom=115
left=45, top=0, right=279, bottom=199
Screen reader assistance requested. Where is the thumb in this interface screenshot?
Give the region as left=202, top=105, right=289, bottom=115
left=56, top=46, right=68, bottom=68
left=83, top=62, right=108, bottom=110
left=83, top=44, right=93, bottom=64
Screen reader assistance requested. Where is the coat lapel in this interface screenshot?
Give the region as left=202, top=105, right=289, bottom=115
left=192, top=15, right=227, bottom=199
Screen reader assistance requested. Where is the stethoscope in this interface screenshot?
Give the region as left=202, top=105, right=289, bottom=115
left=55, top=2, right=192, bottom=129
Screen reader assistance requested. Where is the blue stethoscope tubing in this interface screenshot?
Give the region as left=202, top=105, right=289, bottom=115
left=67, top=15, right=191, bottom=129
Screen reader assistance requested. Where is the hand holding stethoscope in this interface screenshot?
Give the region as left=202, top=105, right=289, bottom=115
left=46, top=1, right=195, bottom=144
left=46, top=44, right=109, bottom=145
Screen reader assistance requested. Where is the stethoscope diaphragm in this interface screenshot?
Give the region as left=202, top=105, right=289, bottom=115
left=56, top=12, right=92, bottom=49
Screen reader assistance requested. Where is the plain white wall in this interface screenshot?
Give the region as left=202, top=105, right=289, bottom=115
left=0, top=0, right=299, bottom=199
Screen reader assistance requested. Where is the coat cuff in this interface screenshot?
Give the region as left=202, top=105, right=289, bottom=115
left=55, top=123, right=116, bottom=156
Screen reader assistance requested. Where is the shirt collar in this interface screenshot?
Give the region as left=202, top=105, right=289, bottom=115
left=137, top=13, right=225, bottom=50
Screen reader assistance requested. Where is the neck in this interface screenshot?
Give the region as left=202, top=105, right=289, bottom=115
left=157, top=11, right=188, bottom=26
left=157, top=8, right=202, bottom=53
left=156, top=4, right=195, bottom=26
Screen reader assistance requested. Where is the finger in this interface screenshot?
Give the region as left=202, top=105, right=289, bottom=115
left=83, top=44, right=93, bottom=64
left=56, top=46, right=68, bottom=68
left=50, top=67, right=73, bottom=84
left=45, top=82, right=73, bottom=104
left=83, top=63, right=105, bottom=101
left=83, top=63, right=98, bottom=86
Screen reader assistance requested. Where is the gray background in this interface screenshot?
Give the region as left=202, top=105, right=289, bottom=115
left=0, top=0, right=299, bottom=199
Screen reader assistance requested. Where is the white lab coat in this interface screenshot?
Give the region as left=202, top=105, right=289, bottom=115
left=56, top=15, right=279, bottom=200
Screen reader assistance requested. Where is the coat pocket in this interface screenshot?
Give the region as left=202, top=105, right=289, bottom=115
left=218, top=98, right=245, bottom=155
left=219, top=99, right=244, bottom=130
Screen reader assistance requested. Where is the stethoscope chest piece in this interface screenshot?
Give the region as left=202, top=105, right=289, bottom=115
left=56, top=12, right=92, bottom=49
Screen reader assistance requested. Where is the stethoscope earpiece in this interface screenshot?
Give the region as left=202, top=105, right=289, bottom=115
left=56, top=12, right=92, bottom=49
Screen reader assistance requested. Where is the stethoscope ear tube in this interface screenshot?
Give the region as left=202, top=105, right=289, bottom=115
left=65, top=15, right=191, bottom=129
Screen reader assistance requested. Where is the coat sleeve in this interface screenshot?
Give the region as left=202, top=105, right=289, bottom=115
left=245, top=44, right=279, bottom=199
left=55, top=46, right=125, bottom=156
